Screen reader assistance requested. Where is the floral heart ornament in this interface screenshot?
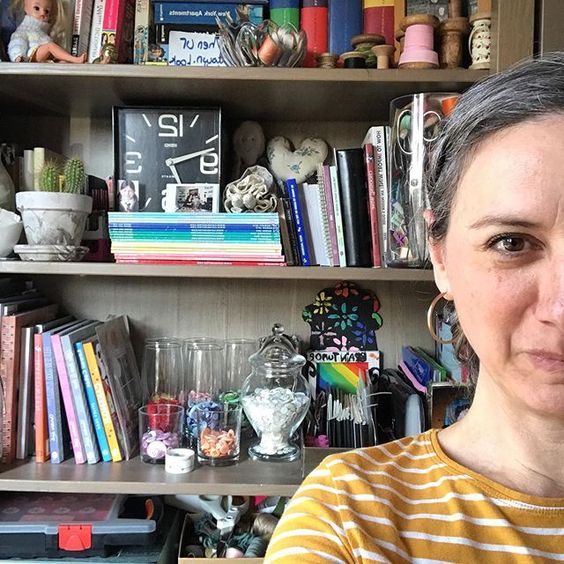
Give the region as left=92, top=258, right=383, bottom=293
left=302, top=281, right=383, bottom=351
left=266, top=136, right=329, bottom=184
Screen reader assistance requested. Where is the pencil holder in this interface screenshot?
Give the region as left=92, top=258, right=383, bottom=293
left=386, top=92, right=458, bottom=267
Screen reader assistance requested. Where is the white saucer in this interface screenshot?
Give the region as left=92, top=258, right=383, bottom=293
left=14, top=245, right=89, bottom=262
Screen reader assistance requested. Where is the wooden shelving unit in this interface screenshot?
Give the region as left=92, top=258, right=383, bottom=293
left=0, top=0, right=537, bottom=537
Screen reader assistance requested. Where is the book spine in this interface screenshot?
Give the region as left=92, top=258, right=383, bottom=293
left=363, top=1, right=395, bottom=45
left=363, top=143, right=382, bottom=267
left=88, top=0, right=105, bottom=62
left=133, top=0, right=151, bottom=64
left=0, top=319, right=17, bottom=463
left=61, top=335, right=100, bottom=464
left=75, top=342, right=112, bottom=462
left=71, top=0, right=84, bottom=56
left=286, top=179, right=311, bottom=266
left=84, top=341, right=122, bottom=462
left=281, top=197, right=302, bottom=266
left=335, top=148, right=371, bottom=267
left=320, top=165, right=340, bottom=267
left=15, top=327, right=33, bottom=459
left=43, top=333, right=65, bottom=463
left=34, top=333, right=49, bottom=462
left=153, top=3, right=263, bottom=24
left=300, top=6, right=328, bottom=68
left=373, top=126, right=389, bottom=263
left=329, top=164, right=347, bottom=267
left=276, top=198, right=296, bottom=267
left=328, top=0, right=362, bottom=56
left=78, top=0, right=96, bottom=56
left=116, top=0, right=136, bottom=63
left=51, top=334, right=86, bottom=464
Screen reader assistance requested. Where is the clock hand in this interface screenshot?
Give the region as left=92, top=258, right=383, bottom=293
left=165, top=147, right=215, bottom=167
left=168, top=162, right=181, bottom=184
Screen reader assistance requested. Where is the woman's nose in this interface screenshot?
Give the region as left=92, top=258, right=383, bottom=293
left=536, top=254, right=564, bottom=328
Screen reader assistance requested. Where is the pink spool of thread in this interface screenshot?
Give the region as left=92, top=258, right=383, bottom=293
left=398, top=14, right=439, bottom=69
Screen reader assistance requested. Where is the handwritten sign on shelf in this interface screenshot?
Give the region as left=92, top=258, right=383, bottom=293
left=168, top=31, right=226, bottom=67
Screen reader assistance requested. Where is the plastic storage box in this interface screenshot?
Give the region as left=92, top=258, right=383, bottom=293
left=0, top=493, right=158, bottom=558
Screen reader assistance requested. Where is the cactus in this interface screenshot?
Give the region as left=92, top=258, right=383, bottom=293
left=39, top=162, right=61, bottom=192
left=63, top=158, right=85, bottom=194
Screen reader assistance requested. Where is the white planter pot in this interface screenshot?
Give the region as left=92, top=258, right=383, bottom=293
left=15, top=192, right=93, bottom=246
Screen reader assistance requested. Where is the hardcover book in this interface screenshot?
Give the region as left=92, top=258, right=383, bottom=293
left=75, top=340, right=112, bottom=462
left=335, top=148, right=371, bottom=267
left=60, top=321, right=102, bottom=464
left=83, top=339, right=123, bottom=462
left=95, top=316, right=144, bottom=460
left=0, top=304, right=58, bottom=463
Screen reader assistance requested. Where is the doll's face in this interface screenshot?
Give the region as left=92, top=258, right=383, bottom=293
left=24, top=0, right=52, bottom=22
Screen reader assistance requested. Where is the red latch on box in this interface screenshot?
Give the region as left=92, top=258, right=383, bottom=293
left=58, top=524, right=92, bottom=551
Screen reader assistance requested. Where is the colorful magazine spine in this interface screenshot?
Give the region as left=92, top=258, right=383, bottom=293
left=43, top=333, right=66, bottom=463
left=84, top=340, right=123, bottom=462
left=50, top=334, right=86, bottom=464
left=34, top=333, right=49, bottom=462
left=286, top=178, right=311, bottom=266
left=75, top=341, right=112, bottom=462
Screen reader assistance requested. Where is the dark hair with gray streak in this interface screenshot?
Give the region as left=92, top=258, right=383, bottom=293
left=426, top=52, right=564, bottom=379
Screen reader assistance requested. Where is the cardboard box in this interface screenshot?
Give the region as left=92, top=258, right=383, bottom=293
left=178, top=513, right=264, bottom=563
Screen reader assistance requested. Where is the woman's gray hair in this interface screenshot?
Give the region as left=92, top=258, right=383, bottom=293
left=426, top=52, right=564, bottom=378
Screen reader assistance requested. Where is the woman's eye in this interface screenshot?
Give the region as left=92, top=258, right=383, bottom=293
left=487, top=233, right=541, bottom=256
left=495, top=236, right=526, bottom=252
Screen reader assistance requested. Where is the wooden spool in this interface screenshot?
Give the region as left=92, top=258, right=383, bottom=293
left=439, top=17, right=470, bottom=68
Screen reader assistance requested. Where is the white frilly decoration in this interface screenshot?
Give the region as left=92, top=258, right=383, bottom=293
left=224, top=165, right=278, bottom=213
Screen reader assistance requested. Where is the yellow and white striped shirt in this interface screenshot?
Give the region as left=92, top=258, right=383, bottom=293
left=265, top=429, right=564, bottom=563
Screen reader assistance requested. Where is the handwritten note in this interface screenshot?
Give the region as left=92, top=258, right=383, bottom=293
left=168, top=31, right=226, bottom=67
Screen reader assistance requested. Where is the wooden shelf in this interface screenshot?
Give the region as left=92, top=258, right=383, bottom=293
left=0, top=261, right=435, bottom=281
left=0, top=64, right=487, bottom=121
left=0, top=447, right=334, bottom=497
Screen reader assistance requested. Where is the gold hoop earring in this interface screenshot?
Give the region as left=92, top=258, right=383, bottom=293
left=426, top=292, right=456, bottom=345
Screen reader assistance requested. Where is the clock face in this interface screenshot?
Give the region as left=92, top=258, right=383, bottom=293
left=114, top=106, right=222, bottom=212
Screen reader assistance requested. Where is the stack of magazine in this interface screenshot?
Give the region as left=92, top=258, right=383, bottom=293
left=108, top=212, right=286, bottom=266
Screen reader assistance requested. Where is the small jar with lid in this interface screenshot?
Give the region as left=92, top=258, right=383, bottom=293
left=241, top=323, right=310, bottom=462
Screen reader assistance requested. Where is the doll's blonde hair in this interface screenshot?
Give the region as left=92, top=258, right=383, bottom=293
left=10, top=0, right=67, bottom=44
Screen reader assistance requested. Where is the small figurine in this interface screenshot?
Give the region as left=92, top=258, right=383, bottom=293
left=8, top=0, right=86, bottom=63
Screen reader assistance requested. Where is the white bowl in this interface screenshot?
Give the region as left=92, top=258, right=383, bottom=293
left=0, top=210, right=23, bottom=257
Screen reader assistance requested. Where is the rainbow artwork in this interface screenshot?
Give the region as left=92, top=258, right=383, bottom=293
left=317, top=362, right=368, bottom=394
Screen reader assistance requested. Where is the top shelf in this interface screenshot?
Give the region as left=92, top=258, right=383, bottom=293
left=0, top=64, right=487, bottom=121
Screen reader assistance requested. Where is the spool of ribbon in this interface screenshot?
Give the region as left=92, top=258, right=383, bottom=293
left=165, top=447, right=195, bottom=474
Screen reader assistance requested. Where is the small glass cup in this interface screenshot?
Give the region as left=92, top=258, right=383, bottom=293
left=223, top=338, right=258, bottom=393
left=139, top=403, right=184, bottom=464
left=195, top=403, right=242, bottom=466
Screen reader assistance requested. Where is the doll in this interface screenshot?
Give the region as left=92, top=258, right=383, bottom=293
left=8, top=0, right=86, bottom=63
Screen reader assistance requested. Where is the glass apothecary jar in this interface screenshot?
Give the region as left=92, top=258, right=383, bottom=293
left=241, top=323, right=310, bottom=462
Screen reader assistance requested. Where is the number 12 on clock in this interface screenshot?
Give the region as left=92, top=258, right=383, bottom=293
left=113, top=106, right=223, bottom=212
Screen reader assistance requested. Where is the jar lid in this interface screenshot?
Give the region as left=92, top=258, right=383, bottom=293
left=249, top=323, right=305, bottom=376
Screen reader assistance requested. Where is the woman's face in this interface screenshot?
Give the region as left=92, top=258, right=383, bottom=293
left=431, top=117, right=564, bottom=418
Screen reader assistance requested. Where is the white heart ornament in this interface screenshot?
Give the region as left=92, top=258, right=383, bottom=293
left=267, top=136, right=329, bottom=183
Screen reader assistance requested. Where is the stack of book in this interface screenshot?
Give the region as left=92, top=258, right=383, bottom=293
left=0, top=278, right=143, bottom=465
left=108, top=212, right=286, bottom=266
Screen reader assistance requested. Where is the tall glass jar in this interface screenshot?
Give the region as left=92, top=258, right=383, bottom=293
left=387, top=92, right=459, bottom=267
left=241, top=324, right=310, bottom=462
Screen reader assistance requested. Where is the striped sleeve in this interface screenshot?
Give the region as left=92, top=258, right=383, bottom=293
left=265, top=459, right=387, bottom=563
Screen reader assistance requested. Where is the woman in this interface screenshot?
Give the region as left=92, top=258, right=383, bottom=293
left=265, top=53, right=564, bottom=563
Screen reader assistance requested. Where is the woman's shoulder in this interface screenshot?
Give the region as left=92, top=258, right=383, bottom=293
left=312, top=430, right=454, bottom=496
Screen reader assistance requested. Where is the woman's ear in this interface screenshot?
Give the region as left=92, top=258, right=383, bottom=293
left=425, top=209, right=451, bottom=297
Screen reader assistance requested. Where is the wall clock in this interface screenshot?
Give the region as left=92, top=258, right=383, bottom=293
left=113, top=106, right=223, bottom=212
